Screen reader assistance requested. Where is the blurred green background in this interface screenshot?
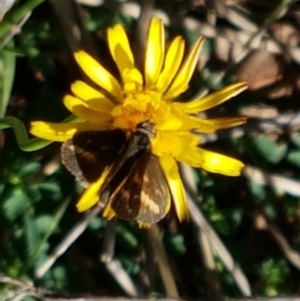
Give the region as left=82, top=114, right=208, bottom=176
left=0, top=0, right=300, bottom=300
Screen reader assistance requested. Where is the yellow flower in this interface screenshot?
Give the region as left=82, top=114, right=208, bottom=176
left=30, top=18, right=247, bottom=223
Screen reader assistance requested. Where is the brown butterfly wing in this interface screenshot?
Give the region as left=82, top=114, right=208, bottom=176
left=135, top=156, right=170, bottom=224
left=109, top=153, right=170, bottom=223
left=61, top=129, right=127, bottom=187
left=109, top=151, right=151, bottom=219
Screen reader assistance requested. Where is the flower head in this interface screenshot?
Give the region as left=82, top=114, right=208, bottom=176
left=31, top=18, right=247, bottom=224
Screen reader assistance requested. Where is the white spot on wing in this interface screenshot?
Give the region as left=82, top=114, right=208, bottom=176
left=68, top=145, right=75, bottom=151
left=141, top=191, right=160, bottom=214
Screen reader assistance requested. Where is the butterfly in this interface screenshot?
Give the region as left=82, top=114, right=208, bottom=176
left=61, top=121, right=171, bottom=224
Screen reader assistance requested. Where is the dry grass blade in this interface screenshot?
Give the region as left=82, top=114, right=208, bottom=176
left=1, top=271, right=300, bottom=300
left=49, top=0, right=97, bottom=54
left=34, top=204, right=102, bottom=279
left=99, top=220, right=143, bottom=297
left=243, top=165, right=300, bottom=197
left=0, top=12, right=31, bottom=47
left=257, top=214, right=300, bottom=270
left=197, top=228, right=222, bottom=298
left=145, top=225, right=179, bottom=298
left=208, top=0, right=258, bottom=32
left=180, top=164, right=251, bottom=296
left=104, top=259, right=143, bottom=297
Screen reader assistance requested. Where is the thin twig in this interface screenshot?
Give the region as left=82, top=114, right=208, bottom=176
left=1, top=274, right=300, bottom=301
left=34, top=204, right=102, bottom=279
left=98, top=219, right=143, bottom=297
left=180, top=164, right=252, bottom=297
left=0, top=11, right=31, bottom=47
left=243, top=165, right=300, bottom=198
left=26, top=197, right=71, bottom=270
left=104, top=258, right=143, bottom=297
left=256, top=214, right=300, bottom=270
left=268, top=223, right=300, bottom=270
left=99, top=219, right=117, bottom=263
left=197, top=229, right=222, bottom=298
left=145, top=225, right=179, bottom=297
left=48, top=0, right=97, bottom=55
left=0, top=273, right=39, bottom=301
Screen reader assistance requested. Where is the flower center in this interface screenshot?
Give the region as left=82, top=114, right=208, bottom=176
left=110, top=90, right=170, bottom=130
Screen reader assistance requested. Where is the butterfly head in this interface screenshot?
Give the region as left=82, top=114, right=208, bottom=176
left=136, top=120, right=156, bottom=141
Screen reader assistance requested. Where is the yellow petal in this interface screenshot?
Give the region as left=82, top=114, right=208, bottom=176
left=122, top=68, right=144, bottom=94
left=159, top=154, right=189, bottom=221
left=165, top=37, right=205, bottom=99
left=30, top=121, right=83, bottom=142
left=209, top=117, right=247, bottom=130
left=152, top=131, right=200, bottom=158
left=77, top=185, right=99, bottom=212
left=77, top=166, right=111, bottom=212
left=156, top=36, right=185, bottom=93
left=30, top=121, right=109, bottom=142
left=63, top=95, right=112, bottom=123
left=180, top=82, right=248, bottom=113
left=137, top=222, right=152, bottom=228
left=179, top=147, right=244, bottom=176
left=74, top=51, right=122, bottom=100
left=157, top=104, right=215, bottom=132
left=107, top=24, right=143, bottom=93
left=107, top=24, right=135, bottom=75
left=152, top=132, right=182, bottom=157
left=157, top=111, right=215, bottom=133
left=102, top=203, right=116, bottom=220
left=71, top=80, right=114, bottom=112
left=145, top=17, right=165, bottom=86
left=71, top=80, right=106, bottom=100
left=183, top=115, right=215, bottom=132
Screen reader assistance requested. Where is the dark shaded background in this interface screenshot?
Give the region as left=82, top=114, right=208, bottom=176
left=0, top=0, right=300, bottom=300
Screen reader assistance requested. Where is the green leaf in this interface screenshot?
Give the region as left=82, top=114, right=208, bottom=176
left=0, top=115, right=79, bottom=151
left=31, top=182, right=61, bottom=194
left=19, top=162, right=41, bottom=177
left=166, top=233, right=186, bottom=255
left=117, top=224, right=139, bottom=249
left=3, top=188, right=30, bottom=221
left=0, top=116, right=52, bottom=151
left=0, top=40, right=16, bottom=117
left=30, top=182, right=62, bottom=201
left=34, top=215, right=54, bottom=235
left=252, top=135, right=288, bottom=164
left=0, top=0, right=46, bottom=38
left=88, top=216, right=104, bottom=230
left=50, top=265, right=68, bottom=291
left=24, top=210, right=40, bottom=259
left=248, top=181, right=265, bottom=203
left=286, top=150, right=300, bottom=168
left=290, top=133, right=300, bottom=149
left=120, top=256, right=140, bottom=275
